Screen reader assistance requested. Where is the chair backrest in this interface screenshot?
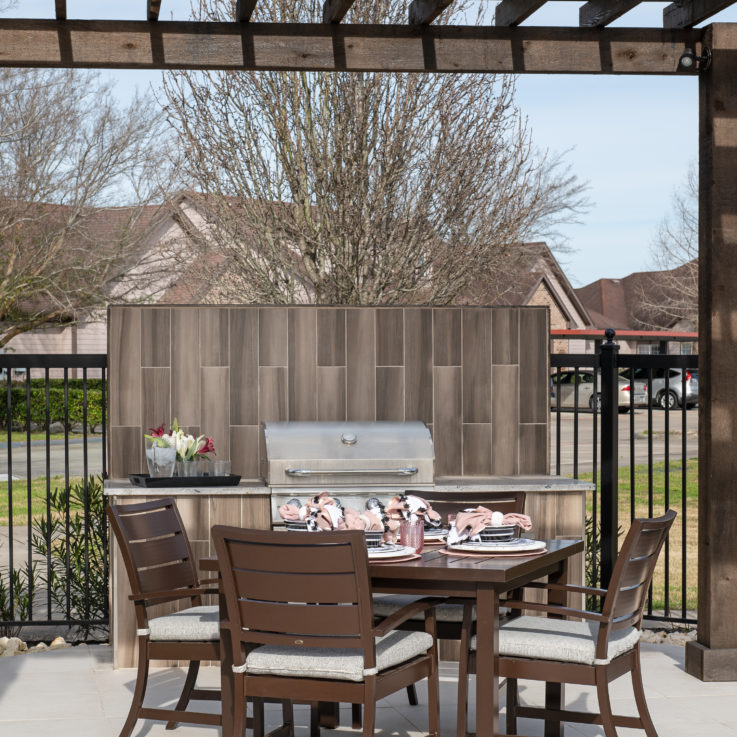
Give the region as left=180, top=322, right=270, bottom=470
left=425, top=490, right=526, bottom=525
left=599, top=509, right=677, bottom=643
left=212, top=527, right=377, bottom=668
left=107, top=497, right=200, bottom=603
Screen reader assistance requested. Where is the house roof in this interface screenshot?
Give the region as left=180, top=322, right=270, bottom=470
left=575, top=262, right=695, bottom=331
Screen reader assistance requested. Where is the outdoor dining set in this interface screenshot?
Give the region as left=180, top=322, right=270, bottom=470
left=106, top=488, right=676, bottom=737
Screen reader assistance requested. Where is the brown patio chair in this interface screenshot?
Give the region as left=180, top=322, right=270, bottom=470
left=457, top=509, right=676, bottom=737
left=371, top=490, right=526, bottom=707
left=211, top=526, right=440, bottom=737
left=107, top=497, right=223, bottom=737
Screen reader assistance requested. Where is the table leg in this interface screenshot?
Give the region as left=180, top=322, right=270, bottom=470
left=474, top=584, right=500, bottom=737
left=544, top=558, right=570, bottom=737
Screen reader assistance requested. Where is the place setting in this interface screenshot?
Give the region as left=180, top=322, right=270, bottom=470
left=442, top=506, right=546, bottom=558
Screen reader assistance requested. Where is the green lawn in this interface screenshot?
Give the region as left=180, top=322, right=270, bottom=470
left=580, top=458, right=698, bottom=613
left=0, top=476, right=84, bottom=526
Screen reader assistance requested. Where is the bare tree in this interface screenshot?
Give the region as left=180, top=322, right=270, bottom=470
left=0, top=68, right=178, bottom=348
left=635, top=166, right=698, bottom=330
left=162, top=0, right=587, bottom=306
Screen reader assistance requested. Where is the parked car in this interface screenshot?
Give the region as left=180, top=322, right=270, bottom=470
left=622, top=367, right=698, bottom=409
left=550, top=369, right=633, bottom=412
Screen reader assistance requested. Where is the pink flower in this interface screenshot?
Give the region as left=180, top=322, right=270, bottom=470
left=197, top=436, right=216, bottom=456
left=148, top=422, right=166, bottom=437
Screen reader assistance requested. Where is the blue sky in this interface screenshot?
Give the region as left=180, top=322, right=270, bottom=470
left=7, top=1, right=737, bottom=286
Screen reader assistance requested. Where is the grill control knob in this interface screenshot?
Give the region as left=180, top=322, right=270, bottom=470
left=341, top=432, right=358, bottom=445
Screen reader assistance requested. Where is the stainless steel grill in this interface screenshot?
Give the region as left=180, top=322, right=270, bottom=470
left=265, top=421, right=435, bottom=525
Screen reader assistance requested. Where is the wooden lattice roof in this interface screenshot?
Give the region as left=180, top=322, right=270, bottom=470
left=0, top=1, right=732, bottom=73
left=12, top=1, right=737, bottom=27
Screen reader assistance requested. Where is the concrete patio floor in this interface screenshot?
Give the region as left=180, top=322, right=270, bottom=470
left=1, top=643, right=736, bottom=737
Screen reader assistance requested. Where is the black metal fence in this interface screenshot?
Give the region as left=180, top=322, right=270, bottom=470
left=0, top=354, right=108, bottom=637
left=551, top=333, right=697, bottom=624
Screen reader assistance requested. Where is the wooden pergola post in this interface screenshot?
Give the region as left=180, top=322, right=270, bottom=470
left=686, top=23, right=737, bottom=681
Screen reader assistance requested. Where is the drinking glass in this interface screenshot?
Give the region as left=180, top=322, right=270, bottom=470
left=213, top=459, right=231, bottom=477
left=400, top=519, right=424, bottom=553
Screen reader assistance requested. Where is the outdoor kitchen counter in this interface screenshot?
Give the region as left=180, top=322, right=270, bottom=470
left=105, top=479, right=272, bottom=669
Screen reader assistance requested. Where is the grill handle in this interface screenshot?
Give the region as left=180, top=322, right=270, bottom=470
left=285, top=467, right=419, bottom=477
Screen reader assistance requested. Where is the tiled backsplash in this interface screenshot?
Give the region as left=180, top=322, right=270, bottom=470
left=108, top=305, right=549, bottom=479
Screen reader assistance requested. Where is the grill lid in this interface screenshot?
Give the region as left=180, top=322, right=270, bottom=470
left=264, top=421, right=434, bottom=487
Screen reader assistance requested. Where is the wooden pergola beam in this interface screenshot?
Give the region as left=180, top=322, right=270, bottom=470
left=408, top=0, right=454, bottom=26
left=495, top=0, right=547, bottom=27
left=580, top=1, right=642, bottom=27
left=322, top=0, right=357, bottom=24
left=55, top=1, right=66, bottom=21
left=236, top=0, right=258, bottom=22
left=0, top=20, right=703, bottom=74
left=664, top=0, right=736, bottom=27
left=148, top=1, right=162, bottom=22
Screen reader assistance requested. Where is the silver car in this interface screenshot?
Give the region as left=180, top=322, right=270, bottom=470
left=551, top=369, right=633, bottom=412
left=624, top=367, right=698, bottom=409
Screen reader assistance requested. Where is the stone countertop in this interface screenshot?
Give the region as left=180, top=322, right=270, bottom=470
left=104, top=479, right=269, bottom=496
left=433, top=475, right=595, bottom=492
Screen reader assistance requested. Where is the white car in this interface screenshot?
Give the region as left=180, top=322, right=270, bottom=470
left=551, top=369, right=633, bottom=412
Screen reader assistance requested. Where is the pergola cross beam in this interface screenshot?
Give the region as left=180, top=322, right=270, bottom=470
left=55, top=1, right=66, bottom=21
left=664, top=0, right=737, bottom=27
left=409, top=0, right=455, bottom=25
left=495, top=0, right=547, bottom=26
left=0, top=21, right=703, bottom=75
left=236, top=0, right=259, bottom=22
left=148, top=1, right=162, bottom=22
left=580, top=1, right=643, bottom=27
left=322, top=0, right=357, bottom=24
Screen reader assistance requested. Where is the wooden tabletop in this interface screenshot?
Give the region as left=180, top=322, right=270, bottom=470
left=200, top=538, right=583, bottom=587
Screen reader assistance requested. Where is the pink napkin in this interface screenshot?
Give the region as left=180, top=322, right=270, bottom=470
left=279, top=503, right=302, bottom=521
left=453, top=506, right=533, bottom=539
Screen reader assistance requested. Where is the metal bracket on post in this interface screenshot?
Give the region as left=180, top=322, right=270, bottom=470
left=599, top=328, right=619, bottom=588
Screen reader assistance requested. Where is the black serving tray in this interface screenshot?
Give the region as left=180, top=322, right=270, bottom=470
left=129, top=474, right=242, bottom=488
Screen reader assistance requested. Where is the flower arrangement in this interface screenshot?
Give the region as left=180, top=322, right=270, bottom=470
left=146, top=418, right=216, bottom=462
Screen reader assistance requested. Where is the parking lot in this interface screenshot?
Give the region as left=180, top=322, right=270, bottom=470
left=550, top=406, right=698, bottom=476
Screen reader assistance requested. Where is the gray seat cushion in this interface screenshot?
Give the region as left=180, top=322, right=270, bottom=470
left=148, top=605, right=220, bottom=642
left=372, top=593, right=476, bottom=623
left=244, top=630, right=433, bottom=682
left=470, top=616, right=640, bottom=666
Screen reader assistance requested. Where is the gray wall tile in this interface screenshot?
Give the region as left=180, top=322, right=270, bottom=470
left=140, top=308, right=170, bottom=367
left=376, top=309, right=404, bottom=366
left=259, top=307, right=288, bottom=366
left=317, top=309, right=345, bottom=366
left=404, top=308, right=433, bottom=423
left=288, top=307, right=317, bottom=421
left=376, top=367, right=405, bottom=421
left=171, top=308, right=201, bottom=427
left=463, top=423, right=492, bottom=476
left=346, top=309, right=376, bottom=421
left=109, top=308, right=141, bottom=427
left=433, top=309, right=462, bottom=366
left=434, top=366, right=462, bottom=476
left=200, top=308, right=229, bottom=367
left=317, top=367, right=346, bottom=421
left=462, top=309, right=491, bottom=423
left=229, top=309, right=258, bottom=425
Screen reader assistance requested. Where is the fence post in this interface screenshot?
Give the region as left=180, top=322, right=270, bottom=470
left=599, top=328, right=619, bottom=587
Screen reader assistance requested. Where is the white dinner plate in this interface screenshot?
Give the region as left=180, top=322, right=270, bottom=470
left=446, top=538, right=546, bottom=554
left=423, top=528, right=448, bottom=538
left=368, top=544, right=416, bottom=559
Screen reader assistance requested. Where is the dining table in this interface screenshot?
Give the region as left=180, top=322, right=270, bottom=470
left=201, top=536, right=583, bottom=737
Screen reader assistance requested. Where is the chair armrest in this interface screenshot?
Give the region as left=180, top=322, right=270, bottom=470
left=198, top=577, right=221, bottom=587
left=372, top=596, right=445, bottom=636
left=520, top=581, right=608, bottom=597
left=502, top=598, right=608, bottom=622
left=129, top=586, right=215, bottom=604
